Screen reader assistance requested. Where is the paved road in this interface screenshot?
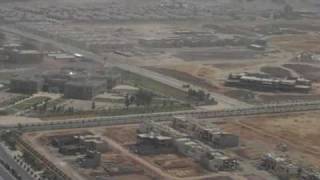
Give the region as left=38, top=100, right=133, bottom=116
left=3, top=100, right=320, bottom=133
left=0, top=25, right=250, bottom=108
left=0, top=164, right=15, bottom=180
left=117, top=64, right=251, bottom=108
left=0, top=144, right=34, bottom=180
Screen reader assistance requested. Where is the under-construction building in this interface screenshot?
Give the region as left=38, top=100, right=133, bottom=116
left=6, top=49, right=43, bottom=64
left=138, top=121, right=188, bottom=139
left=172, top=116, right=239, bottom=148
left=261, top=153, right=320, bottom=180
left=261, top=154, right=300, bottom=179
left=225, top=72, right=312, bottom=92
left=51, top=134, right=108, bottom=155
left=75, top=135, right=109, bottom=153
left=174, top=138, right=239, bottom=171
left=135, top=133, right=174, bottom=155
left=138, top=121, right=239, bottom=171
left=201, top=151, right=238, bottom=171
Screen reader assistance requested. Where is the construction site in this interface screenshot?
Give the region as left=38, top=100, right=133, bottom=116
left=15, top=111, right=308, bottom=180
left=1, top=0, right=320, bottom=180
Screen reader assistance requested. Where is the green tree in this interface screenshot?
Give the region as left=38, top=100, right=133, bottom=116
left=135, top=90, right=153, bottom=107
left=124, top=94, right=130, bottom=109
left=91, top=101, right=96, bottom=110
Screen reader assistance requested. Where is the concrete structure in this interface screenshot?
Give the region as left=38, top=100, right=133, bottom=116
left=209, top=132, right=239, bottom=149
left=79, top=150, right=101, bottom=169
left=226, top=72, right=312, bottom=92
left=135, top=133, right=174, bottom=155
left=10, top=77, right=43, bottom=94
left=64, top=80, right=107, bottom=100
left=174, top=138, right=239, bottom=170
left=174, top=138, right=208, bottom=161
left=48, top=53, right=76, bottom=61
left=58, top=145, right=87, bottom=155
left=173, top=116, right=239, bottom=148
left=51, top=135, right=80, bottom=147
left=138, top=121, right=188, bottom=139
left=75, top=135, right=109, bottom=153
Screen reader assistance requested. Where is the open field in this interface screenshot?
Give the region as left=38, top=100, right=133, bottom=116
left=217, top=111, right=320, bottom=169
left=271, top=34, right=320, bottom=52
left=283, top=63, right=320, bottom=82
left=260, top=66, right=292, bottom=78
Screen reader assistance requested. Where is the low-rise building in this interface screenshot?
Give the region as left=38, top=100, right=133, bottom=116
left=201, top=151, right=238, bottom=171
left=261, top=154, right=300, bottom=179
left=173, top=116, right=239, bottom=148
left=135, top=133, right=174, bottom=155
left=76, top=135, right=109, bottom=153
left=79, top=150, right=101, bottom=169
left=8, top=49, right=43, bottom=63
left=64, top=80, right=107, bottom=100
left=226, top=72, right=312, bottom=92
left=10, top=77, right=43, bottom=94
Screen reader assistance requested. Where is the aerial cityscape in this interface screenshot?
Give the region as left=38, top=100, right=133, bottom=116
left=0, top=0, right=320, bottom=179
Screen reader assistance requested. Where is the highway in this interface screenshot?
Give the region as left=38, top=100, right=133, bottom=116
left=0, top=25, right=250, bottom=108
left=5, top=100, right=320, bottom=132
left=0, top=165, right=15, bottom=180
left=0, top=144, right=34, bottom=180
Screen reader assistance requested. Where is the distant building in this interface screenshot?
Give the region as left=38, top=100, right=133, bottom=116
left=64, top=80, right=107, bottom=100
left=10, top=77, right=43, bottom=94
left=42, top=69, right=87, bottom=93
left=225, top=72, right=312, bottom=92
left=8, top=49, right=43, bottom=63
left=48, top=53, right=76, bottom=61
left=248, top=44, right=265, bottom=51
left=201, top=151, right=238, bottom=171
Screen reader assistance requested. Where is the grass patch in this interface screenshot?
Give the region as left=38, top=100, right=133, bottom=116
left=112, top=67, right=191, bottom=102
left=8, top=96, right=51, bottom=112
left=0, top=95, right=30, bottom=108
left=40, top=104, right=193, bottom=121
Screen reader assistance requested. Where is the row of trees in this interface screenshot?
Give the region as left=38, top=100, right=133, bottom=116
left=187, top=89, right=211, bottom=102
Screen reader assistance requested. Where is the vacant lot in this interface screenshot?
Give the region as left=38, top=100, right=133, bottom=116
left=260, top=66, right=291, bottom=78
left=271, top=34, right=320, bottom=52
left=283, top=63, right=320, bottom=82
left=175, top=48, right=261, bottom=61
left=218, top=111, right=320, bottom=169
